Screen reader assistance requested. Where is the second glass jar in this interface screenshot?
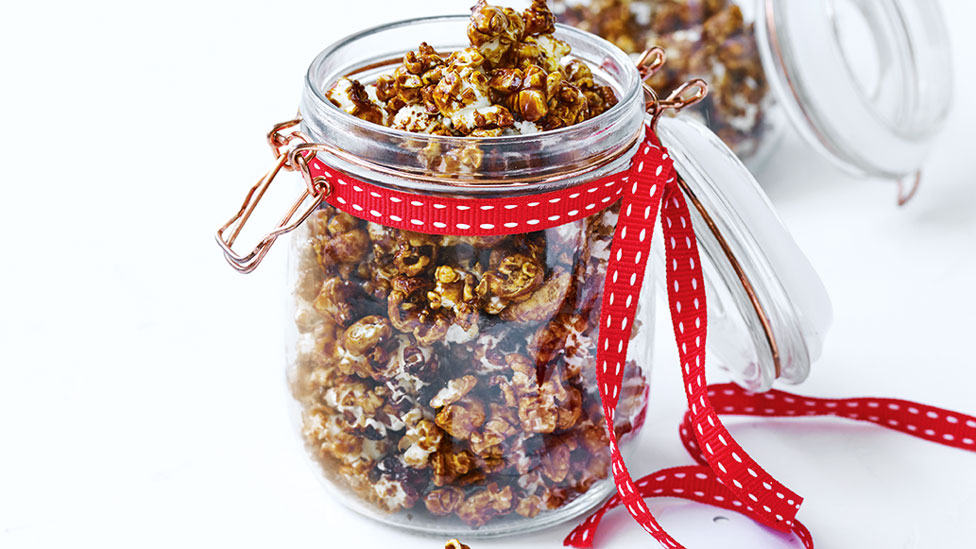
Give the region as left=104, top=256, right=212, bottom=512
left=555, top=0, right=953, bottom=179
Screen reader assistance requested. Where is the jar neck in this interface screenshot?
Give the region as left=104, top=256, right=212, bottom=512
left=756, top=0, right=952, bottom=178
left=298, top=17, right=645, bottom=195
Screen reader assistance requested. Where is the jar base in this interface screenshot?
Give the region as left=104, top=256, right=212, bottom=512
left=321, top=473, right=617, bottom=539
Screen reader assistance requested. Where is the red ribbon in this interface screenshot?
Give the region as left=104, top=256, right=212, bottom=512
left=306, top=124, right=976, bottom=548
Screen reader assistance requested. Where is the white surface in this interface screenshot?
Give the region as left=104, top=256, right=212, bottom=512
left=1, top=1, right=974, bottom=548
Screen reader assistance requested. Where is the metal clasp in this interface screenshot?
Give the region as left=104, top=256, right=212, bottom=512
left=215, top=117, right=332, bottom=274
left=636, top=47, right=708, bottom=130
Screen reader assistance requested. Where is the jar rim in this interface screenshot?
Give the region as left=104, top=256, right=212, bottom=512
left=302, top=16, right=642, bottom=144
left=757, top=0, right=953, bottom=178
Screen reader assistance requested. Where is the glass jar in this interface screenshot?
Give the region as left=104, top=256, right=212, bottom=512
left=288, top=16, right=654, bottom=537
left=554, top=0, right=953, bottom=179
left=225, top=12, right=834, bottom=541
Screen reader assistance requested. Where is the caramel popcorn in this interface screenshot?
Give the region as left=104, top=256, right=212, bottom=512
left=455, top=482, right=515, bottom=527
left=323, top=0, right=617, bottom=143
left=554, top=0, right=770, bottom=156
left=429, top=375, right=479, bottom=408
left=435, top=395, right=487, bottom=440
left=398, top=415, right=443, bottom=469
left=468, top=1, right=526, bottom=65
left=292, top=2, right=649, bottom=531
left=325, top=77, right=386, bottom=126
left=426, top=487, right=466, bottom=516
left=293, top=203, right=648, bottom=526
left=431, top=442, right=478, bottom=487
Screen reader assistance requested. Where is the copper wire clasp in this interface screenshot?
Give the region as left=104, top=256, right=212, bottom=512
left=637, top=47, right=708, bottom=130
left=215, top=117, right=332, bottom=274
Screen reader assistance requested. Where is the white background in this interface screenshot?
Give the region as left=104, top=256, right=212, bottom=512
left=1, top=1, right=975, bottom=548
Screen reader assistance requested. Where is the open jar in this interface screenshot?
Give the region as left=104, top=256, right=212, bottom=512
left=216, top=3, right=831, bottom=539
left=555, top=0, right=954, bottom=182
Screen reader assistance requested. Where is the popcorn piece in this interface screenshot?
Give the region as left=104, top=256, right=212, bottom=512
left=468, top=1, right=525, bottom=65
left=371, top=455, right=428, bottom=512
left=388, top=269, right=480, bottom=346
left=431, top=443, right=477, bottom=486
left=478, top=252, right=545, bottom=313
left=562, top=58, right=619, bottom=117
left=468, top=328, right=515, bottom=375
left=469, top=403, right=519, bottom=455
left=391, top=104, right=452, bottom=135
left=379, top=42, right=447, bottom=113
left=540, top=76, right=590, bottom=129
left=515, top=492, right=545, bottom=518
left=342, top=315, right=392, bottom=357
left=331, top=315, right=399, bottom=380
left=521, top=34, right=572, bottom=73
left=523, top=0, right=557, bottom=36
left=398, top=415, right=443, bottom=469
left=426, top=487, right=466, bottom=516
left=499, top=268, right=572, bottom=322
left=326, top=77, right=387, bottom=125
left=455, top=482, right=515, bottom=527
left=323, top=377, right=386, bottom=427
left=528, top=312, right=594, bottom=377
left=435, top=395, right=487, bottom=440
left=382, top=335, right=440, bottom=402
left=312, top=277, right=368, bottom=327
left=432, top=65, right=516, bottom=135
left=541, top=433, right=578, bottom=483
left=490, top=64, right=550, bottom=122
left=429, top=375, right=479, bottom=409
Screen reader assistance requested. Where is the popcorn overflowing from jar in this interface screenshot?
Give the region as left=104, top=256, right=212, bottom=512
left=553, top=0, right=770, bottom=158
left=291, top=1, right=650, bottom=528
left=325, top=0, right=617, bottom=138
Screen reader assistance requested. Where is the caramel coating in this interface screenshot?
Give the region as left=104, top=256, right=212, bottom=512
left=435, top=396, right=487, bottom=440
left=324, top=0, right=617, bottom=145
left=455, top=482, right=515, bottom=527
left=468, top=1, right=525, bottom=65
left=293, top=204, right=648, bottom=526
left=523, top=0, right=556, bottom=36
left=426, top=487, right=466, bottom=516
left=325, top=77, right=386, bottom=126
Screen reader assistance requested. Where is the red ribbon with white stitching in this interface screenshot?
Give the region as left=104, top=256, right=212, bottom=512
left=305, top=123, right=976, bottom=549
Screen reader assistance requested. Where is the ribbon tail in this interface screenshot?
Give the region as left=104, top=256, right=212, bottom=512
left=573, top=126, right=683, bottom=549
left=566, top=465, right=816, bottom=549
left=661, top=180, right=802, bottom=532
left=705, top=383, right=976, bottom=451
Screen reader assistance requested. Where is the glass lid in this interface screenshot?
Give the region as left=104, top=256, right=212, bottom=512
left=657, top=116, right=832, bottom=392
left=756, top=0, right=953, bottom=179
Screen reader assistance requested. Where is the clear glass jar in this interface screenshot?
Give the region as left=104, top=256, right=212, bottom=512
left=554, top=0, right=953, bottom=179
left=273, top=13, right=832, bottom=540
left=287, top=16, right=653, bottom=537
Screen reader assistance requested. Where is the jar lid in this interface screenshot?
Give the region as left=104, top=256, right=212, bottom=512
left=756, top=0, right=953, bottom=179
left=657, top=115, right=832, bottom=392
